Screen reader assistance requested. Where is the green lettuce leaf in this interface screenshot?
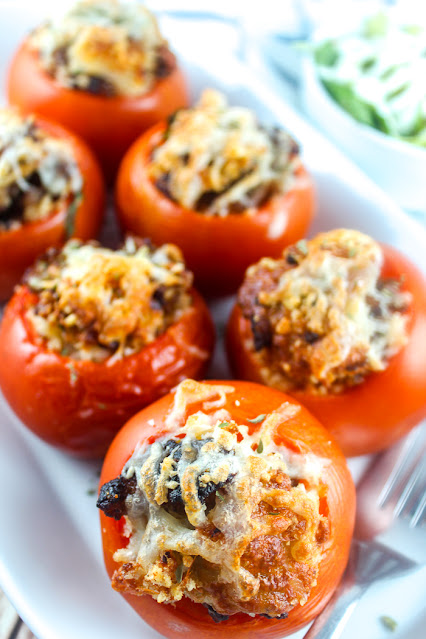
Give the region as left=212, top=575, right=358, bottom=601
left=314, top=40, right=339, bottom=67
left=321, top=79, right=392, bottom=133
left=362, top=12, right=389, bottom=38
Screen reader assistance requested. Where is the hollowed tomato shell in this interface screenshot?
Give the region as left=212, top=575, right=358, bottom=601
left=0, top=286, right=215, bottom=458
left=98, top=380, right=355, bottom=638
left=115, top=123, right=315, bottom=296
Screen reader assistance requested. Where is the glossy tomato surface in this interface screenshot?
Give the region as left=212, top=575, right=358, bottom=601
left=227, top=245, right=426, bottom=457
left=0, top=116, right=104, bottom=302
left=0, top=287, right=214, bottom=458
left=115, top=123, right=315, bottom=296
left=99, top=380, right=355, bottom=639
left=7, top=42, right=189, bottom=180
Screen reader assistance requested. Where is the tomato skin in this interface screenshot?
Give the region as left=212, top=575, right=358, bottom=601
left=115, top=124, right=315, bottom=297
left=0, top=116, right=104, bottom=302
left=99, top=380, right=355, bottom=638
left=7, top=42, right=189, bottom=180
left=226, top=245, right=426, bottom=457
left=0, top=287, right=214, bottom=458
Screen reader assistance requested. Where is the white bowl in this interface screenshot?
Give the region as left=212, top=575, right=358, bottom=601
left=301, top=57, right=426, bottom=213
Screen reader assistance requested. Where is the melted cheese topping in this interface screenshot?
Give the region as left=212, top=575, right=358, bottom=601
left=0, top=109, right=82, bottom=231
left=29, top=0, right=172, bottom=97
left=148, top=89, right=300, bottom=216
left=108, top=380, right=328, bottom=619
left=239, top=229, right=410, bottom=394
left=26, top=238, right=192, bottom=361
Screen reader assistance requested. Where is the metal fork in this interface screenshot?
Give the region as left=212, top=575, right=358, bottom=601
left=304, top=424, right=426, bottom=639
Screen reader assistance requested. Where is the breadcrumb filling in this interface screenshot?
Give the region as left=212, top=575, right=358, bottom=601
left=29, top=0, right=174, bottom=97
left=25, top=238, right=192, bottom=362
left=0, top=110, right=82, bottom=231
left=97, top=380, right=329, bottom=620
left=238, top=229, right=411, bottom=394
left=148, top=89, right=301, bottom=216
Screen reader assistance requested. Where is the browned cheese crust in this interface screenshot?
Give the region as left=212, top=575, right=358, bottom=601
left=25, top=238, right=192, bottom=361
left=148, top=89, right=300, bottom=216
left=29, top=0, right=175, bottom=97
left=238, top=229, right=410, bottom=394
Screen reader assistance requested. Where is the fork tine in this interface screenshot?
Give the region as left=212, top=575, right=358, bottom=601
left=378, top=435, right=417, bottom=507
left=410, top=489, right=426, bottom=528
left=394, top=461, right=425, bottom=520
left=378, top=426, right=426, bottom=513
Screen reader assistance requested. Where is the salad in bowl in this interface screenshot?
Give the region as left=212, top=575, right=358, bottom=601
left=302, top=10, right=426, bottom=212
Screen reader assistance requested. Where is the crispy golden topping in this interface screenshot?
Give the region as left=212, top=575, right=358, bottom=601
left=239, top=229, right=411, bottom=394
left=25, top=238, right=192, bottom=361
left=0, top=109, right=82, bottom=231
left=98, top=380, right=329, bottom=620
left=29, top=0, right=174, bottom=97
left=148, top=89, right=300, bottom=216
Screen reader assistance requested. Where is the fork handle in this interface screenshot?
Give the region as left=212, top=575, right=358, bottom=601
left=303, top=579, right=366, bottom=639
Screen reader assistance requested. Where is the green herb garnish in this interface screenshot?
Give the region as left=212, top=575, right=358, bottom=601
left=296, top=239, right=308, bottom=255
left=362, top=12, right=389, bottom=39
left=380, top=616, right=398, bottom=632
left=216, top=491, right=225, bottom=502
left=247, top=414, right=266, bottom=424
left=175, top=563, right=184, bottom=584
left=360, top=56, right=376, bottom=72
left=67, top=362, right=78, bottom=385
left=257, top=439, right=264, bottom=454
left=268, top=512, right=281, bottom=516
left=65, top=192, right=83, bottom=239
left=380, top=65, right=398, bottom=81
left=314, top=40, right=339, bottom=67
left=164, top=110, right=180, bottom=140
left=218, top=422, right=230, bottom=429
left=402, top=24, right=423, bottom=36
left=386, top=82, right=410, bottom=101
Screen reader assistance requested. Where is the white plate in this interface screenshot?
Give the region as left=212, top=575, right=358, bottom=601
left=0, top=5, right=426, bottom=639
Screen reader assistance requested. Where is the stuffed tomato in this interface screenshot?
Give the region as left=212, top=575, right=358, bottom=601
left=97, top=379, right=355, bottom=638
left=0, top=238, right=214, bottom=458
left=7, top=0, right=189, bottom=179
left=0, top=108, right=104, bottom=301
left=227, top=229, right=426, bottom=456
left=116, top=89, right=315, bottom=296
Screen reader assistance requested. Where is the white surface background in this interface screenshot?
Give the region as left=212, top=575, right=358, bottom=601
left=0, top=3, right=425, bottom=639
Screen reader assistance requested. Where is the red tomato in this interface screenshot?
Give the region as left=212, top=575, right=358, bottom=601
left=0, top=287, right=214, bottom=458
left=7, top=42, right=189, bottom=180
left=99, top=380, right=355, bottom=639
left=115, top=123, right=315, bottom=296
left=227, top=245, right=426, bottom=457
left=0, top=116, right=104, bottom=302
